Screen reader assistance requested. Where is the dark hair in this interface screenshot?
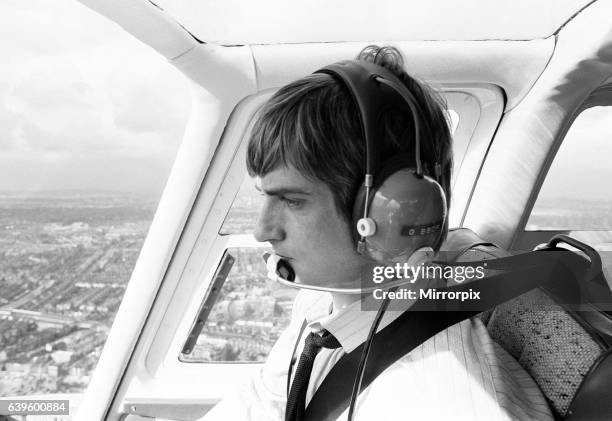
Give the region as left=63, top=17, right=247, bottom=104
left=247, top=45, right=453, bottom=225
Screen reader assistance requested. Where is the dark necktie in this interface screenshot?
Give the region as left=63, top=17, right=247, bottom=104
left=285, top=330, right=342, bottom=421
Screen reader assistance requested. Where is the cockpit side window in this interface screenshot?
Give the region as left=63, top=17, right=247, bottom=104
left=0, top=1, right=188, bottom=400
left=179, top=247, right=298, bottom=363
left=527, top=105, right=612, bottom=232
left=523, top=104, right=612, bottom=285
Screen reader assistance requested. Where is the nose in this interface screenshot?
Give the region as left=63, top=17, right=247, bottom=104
left=253, top=198, right=285, bottom=243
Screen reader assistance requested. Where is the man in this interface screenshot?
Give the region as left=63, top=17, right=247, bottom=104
left=201, top=46, right=552, bottom=420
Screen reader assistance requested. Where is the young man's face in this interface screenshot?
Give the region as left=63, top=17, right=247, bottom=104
left=254, top=165, right=368, bottom=290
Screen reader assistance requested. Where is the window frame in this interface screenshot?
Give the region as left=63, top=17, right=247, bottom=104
left=514, top=84, right=612, bottom=250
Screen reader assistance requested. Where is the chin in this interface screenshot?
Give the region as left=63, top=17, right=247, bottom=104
left=293, top=271, right=326, bottom=288
left=293, top=273, right=316, bottom=286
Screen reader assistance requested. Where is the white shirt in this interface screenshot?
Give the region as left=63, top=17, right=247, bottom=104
left=200, top=289, right=553, bottom=421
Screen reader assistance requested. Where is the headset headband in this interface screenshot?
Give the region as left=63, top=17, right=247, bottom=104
left=315, top=60, right=427, bottom=179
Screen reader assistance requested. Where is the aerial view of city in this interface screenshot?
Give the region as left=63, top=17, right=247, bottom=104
left=0, top=192, right=155, bottom=397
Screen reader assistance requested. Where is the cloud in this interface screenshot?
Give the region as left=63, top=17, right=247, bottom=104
left=537, top=106, right=612, bottom=202
left=0, top=0, right=190, bottom=197
left=0, top=0, right=137, bottom=58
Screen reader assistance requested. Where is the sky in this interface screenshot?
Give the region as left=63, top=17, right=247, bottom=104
left=537, top=106, right=612, bottom=203
left=0, top=0, right=190, bottom=199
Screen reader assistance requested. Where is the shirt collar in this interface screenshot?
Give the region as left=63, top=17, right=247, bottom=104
left=304, top=291, right=414, bottom=353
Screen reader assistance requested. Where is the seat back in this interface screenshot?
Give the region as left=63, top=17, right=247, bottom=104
left=487, top=290, right=606, bottom=417
left=445, top=228, right=612, bottom=420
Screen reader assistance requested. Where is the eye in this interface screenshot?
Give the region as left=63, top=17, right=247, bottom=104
left=281, top=196, right=302, bottom=208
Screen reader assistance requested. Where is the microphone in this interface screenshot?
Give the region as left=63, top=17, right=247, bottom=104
left=262, top=249, right=436, bottom=294
left=263, top=252, right=296, bottom=283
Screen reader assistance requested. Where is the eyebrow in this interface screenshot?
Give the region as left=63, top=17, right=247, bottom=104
left=254, top=184, right=312, bottom=196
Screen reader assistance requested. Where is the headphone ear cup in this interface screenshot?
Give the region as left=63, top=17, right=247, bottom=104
left=352, top=154, right=414, bottom=243
left=360, top=168, right=447, bottom=263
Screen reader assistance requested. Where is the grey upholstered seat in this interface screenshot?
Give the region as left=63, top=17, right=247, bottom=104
left=487, top=289, right=604, bottom=417
left=448, top=229, right=612, bottom=419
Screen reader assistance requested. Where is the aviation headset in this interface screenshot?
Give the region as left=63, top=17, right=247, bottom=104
left=315, top=60, right=448, bottom=264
